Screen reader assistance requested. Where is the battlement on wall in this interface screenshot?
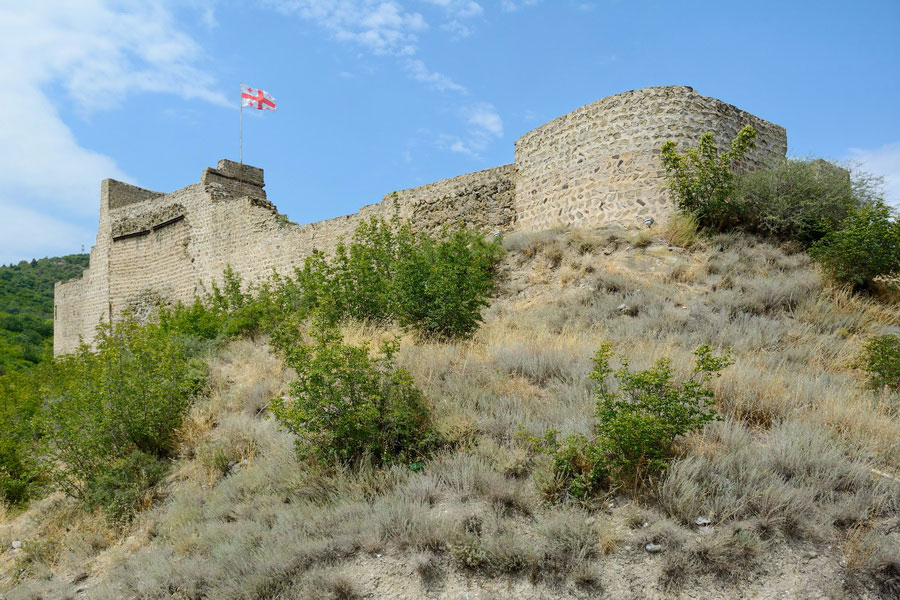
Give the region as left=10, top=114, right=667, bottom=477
left=55, top=86, right=788, bottom=355
left=102, top=179, right=164, bottom=210
left=201, top=159, right=265, bottom=189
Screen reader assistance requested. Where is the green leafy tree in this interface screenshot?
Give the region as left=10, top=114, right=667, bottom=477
left=393, top=228, right=503, bottom=339
left=855, top=334, right=900, bottom=392
left=592, top=343, right=732, bottom=483
left=810, top=201, right=900, bottom=289
left=734, top=158, right=864, bottom=245
left=40, top=316, right=203, bottom=518
left=660, top=126, right=757, bottom=230
left=0, top=253, right=89, bottom=373
left=523, top=344, right=732, bottom=499
left=270, top=323, right=436, bottom=466
left=268, top=217, right=503, bottom=340
left=0, top=368, right=44, bottom=504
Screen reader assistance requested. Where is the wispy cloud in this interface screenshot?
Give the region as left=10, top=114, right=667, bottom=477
left=435, top=102, right=504, bottom=158
left=266, top=1, right=427, bottom=55
left=0, top=1, right=227, bottom=263
left=500, top=0, right=541, bottom=12
left=465, top=102, right=503, bottom=137
left=848, top=141, right=900, bottom=207
left=441, top=20, right=473, bottom=39
left=423, top=0, right=483, bottom=19
left=266, top=1, right=506, bottom=159
left=405, top=58, right=467, bottom=93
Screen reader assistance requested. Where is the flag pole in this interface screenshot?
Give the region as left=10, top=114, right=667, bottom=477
left=239, top=84, right=244, bottom=196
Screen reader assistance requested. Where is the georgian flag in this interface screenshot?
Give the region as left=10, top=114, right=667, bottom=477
left=241, top=84, right=276, bottom=111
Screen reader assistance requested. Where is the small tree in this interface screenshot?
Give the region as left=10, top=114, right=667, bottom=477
left=521, top=344, right=733, bottom=499
left=393, top=229, right=504, bottom=339
left=40, top=316, right=201, bottom=518
left=810, top=201, right=900, bottom=290
left=660, top=126, right=757, bottom=230
left=734, top=158, right=860, bottom=245
left=592, top=343, right=732, bottom=484
left=855, top=334, right=900, bottom=392
left=270, top=323, right=436, bottom=466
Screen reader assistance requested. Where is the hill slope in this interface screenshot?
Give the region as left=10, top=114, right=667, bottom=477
left=0, top=255, right=89, bottom=373
left=1, top=229, right=898, bottom=599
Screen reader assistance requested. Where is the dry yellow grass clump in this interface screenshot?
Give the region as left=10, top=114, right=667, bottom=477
left=3, top=225, right=899, bottom=599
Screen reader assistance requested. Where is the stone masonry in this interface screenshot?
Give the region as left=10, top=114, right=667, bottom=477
left=54, top=86, right=787, bottom=354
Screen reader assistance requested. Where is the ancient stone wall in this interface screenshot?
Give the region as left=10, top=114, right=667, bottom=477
left=513, top=86, right=787, bottom=230
left=54, top=86, right=787, bottom=354
left=54, top=160, right=518, bottom=353
left=387, top=164, right=517, bottom=232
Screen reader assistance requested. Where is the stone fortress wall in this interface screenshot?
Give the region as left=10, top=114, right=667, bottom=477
left=54, top=86, right=787, bottom=355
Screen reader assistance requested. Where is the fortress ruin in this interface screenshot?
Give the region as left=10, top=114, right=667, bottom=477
left=54, top=86, right=788, bottom=355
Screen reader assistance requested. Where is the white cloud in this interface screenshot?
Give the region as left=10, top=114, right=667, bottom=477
left=0, top=204, right=95, bottom=265
left=0, top=1, right=226, bottom=261
left=267, top=0, right=427, bottom=55
left=435, top=102, right=503, bottom=158
left=500, top=0, right=540, bottom=11
left=423, top=0, right=483, bottom=18
left=435, top=133, right=478, bottom=157
left=265, top=2, right=504, bottom=158
left=404, top=59, right=467, bottom=93
left=267, top=2, right=475, bottom=93
left=848, top=142, right=900, bottom=207
left=440, top=20, right=473, bottom=39
left=465, top=102, right=503, bottom=137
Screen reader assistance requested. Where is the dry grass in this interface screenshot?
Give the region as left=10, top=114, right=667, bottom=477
left=664, top=213, right=700, bottom=248
left=6, top=226, right=900, bottom=598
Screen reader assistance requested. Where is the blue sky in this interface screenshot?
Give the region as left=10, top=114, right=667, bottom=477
left=1, top=0, right=898, bottom=264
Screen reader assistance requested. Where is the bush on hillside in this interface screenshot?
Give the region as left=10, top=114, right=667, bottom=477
left=0, top=368, right=44, bottom=504
left=593, top=343, right=732, bottom=483
left=810, top=201, right=900, bottom=290
left=40, top=316, right=204, bottom=519
left=523, top=344, right=732, bottom=499
left=855, top=333, right=900, bottom=393
left=277, top=218, right=503, bottom=339
left=393, top=228, right=504, bottom=339
left=734, top=158, right=871, bottom=245
left=171, top=218, right=503, bottom=343
left=660, top=126, right=757, bottom=231
left=270, top=323, right=437, bottom=466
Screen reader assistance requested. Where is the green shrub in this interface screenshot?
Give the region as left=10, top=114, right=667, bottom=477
left=158, top=297, right=227, bottom=343
left=158, top=218, right=503, bottom=343
left=40, top=316, right=203, bottom=515
left=592, top=343, right=732, bottom=485
left=83, top=450, right=168, bottom=522
left=270, top=323, right=437, bottom=466
left=393, top=228, right=503, bottom=339
left=522, top=344, right=732, bottom=498
left=660, top=126, right=757, bottom=230
left=331, top=218, right=398, bottom=324
left=855, top=334, right=900, bottom=392
left=810, top=201, right=900, bottom=289
left=0, top=368, right=44, bottom=504
left=734, top=158, right=863, bottom=245
left=520, top=430, right=609, bottom=501
left=274, top=218, right=503, bottom=340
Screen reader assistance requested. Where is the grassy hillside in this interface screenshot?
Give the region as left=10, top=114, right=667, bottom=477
left=0, top=254, right=89, bottom=373
left=2, top=227, right=898, bottom=599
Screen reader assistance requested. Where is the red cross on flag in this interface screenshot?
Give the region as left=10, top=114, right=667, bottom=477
left=241, top=84, right=276, bottom=111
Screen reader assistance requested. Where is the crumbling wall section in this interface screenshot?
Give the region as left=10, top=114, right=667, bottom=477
left=385, top=164, right=517, bottom=232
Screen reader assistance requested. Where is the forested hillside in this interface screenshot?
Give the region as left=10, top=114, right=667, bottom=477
left=0, top=255, right=89, bottom=374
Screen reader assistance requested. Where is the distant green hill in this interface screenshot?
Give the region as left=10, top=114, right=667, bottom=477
left=0, top=254, right=89, bottom=374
